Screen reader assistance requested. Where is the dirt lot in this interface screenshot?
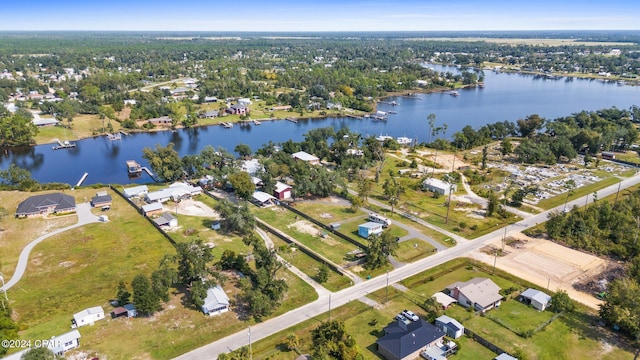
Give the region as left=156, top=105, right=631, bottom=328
left=468, top=233, right=608, bottom=309
left=163, top=199, right=219, bottom=218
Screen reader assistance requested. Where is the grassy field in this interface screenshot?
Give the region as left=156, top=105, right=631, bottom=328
left=3, top=187, right=320, bottom=359
left=394, top=239, right=436, bottom=263
left=253, top=206, right=361, bottom=266
left=271, top=234, right=353, bottom=292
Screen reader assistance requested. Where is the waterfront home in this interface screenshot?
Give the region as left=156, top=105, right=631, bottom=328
left=123, top=185, right=149, bottom=198
left=72, top=306, right=105, bottom=327
left=227, top=104, right=249, bottom=115
left=16, top=193, right=76, bottom=218
left=147, top=116, right=173, bottom=127
left=292, top=151, right=320, bottom=165
left=202, top=285, right=230, bottom=316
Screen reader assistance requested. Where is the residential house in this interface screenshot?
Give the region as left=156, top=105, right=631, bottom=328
left=432, top=292, right=458, bottom=310
left=123, top=185, right=148, bottom=198
left=237, top=98, right=252, bottom=106
left=203, top=96, right=218, bottom=103
left=241, top=159, right=263, bottom=175
left=227, top=104, right=248, bottom=115
left=446, top=278, right=502, bottom=312
left=346, top=149, right=364, bottom=157
left=201, top=110, right=219, bottom=118
left=202, top=285, right=230, bottom=316
left=376, top=318, right=445, bottom=360
left=273, top=181, right=292, bottom=200
left=422, top=178, right=457, bottom=196
left=167, top=181, right=203, bottom=200
left=91, top=191, right=112, bottom=208
left=252, top=191, right=277, bottom=207
left=33, top=118, right=59, bottom=127
left=519, top=288, right=552, bottom=311
left=251, top=176, right=264, bottom=188
left=48, top=329, right=81, bottom=356
left=16, top=193, right=76, bottom=217
left=153, top=213, right=178, bottom=228
left=124, top=99, right=137, bottom=106
left=292, top=151, right=320, bottom=165
left=145, top=188, right=175, bottom=203
left=147, top=116, right=173, bottom=126
left=435, top=315, right=464, bottom=339
left=72, top=306, right=105, bottom=327
left=142, top=202, right=163, bottom=216
left=358, top=222, right=384, bottom=239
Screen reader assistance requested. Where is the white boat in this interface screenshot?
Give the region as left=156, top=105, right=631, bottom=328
left=396, top=137, right=413, bottom=145
left=449, top=91, right=460, bottom=97
left=375, top=135, right=393, bottom=142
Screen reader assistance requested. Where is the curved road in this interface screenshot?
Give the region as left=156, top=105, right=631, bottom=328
left=176, top=173, right=640, bottom=359
left=0, top=203, right=100, bottom=292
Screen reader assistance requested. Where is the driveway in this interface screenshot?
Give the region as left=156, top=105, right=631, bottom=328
left=1, top=203, right=100, bottom=292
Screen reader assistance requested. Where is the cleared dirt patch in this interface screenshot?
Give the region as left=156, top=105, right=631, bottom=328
left=164, top=199, right=219, bottom=218
left=288, top=220, right=321, bottom=236
left=468, top=233, right=608, bottom=309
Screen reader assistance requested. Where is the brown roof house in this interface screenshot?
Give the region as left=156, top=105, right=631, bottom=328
left=446, top=278, right=502, bottom=312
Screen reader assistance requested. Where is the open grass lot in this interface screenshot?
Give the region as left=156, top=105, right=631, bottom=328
left=338, top=217, right=408, bottom=245
left=6, top=188, right=318, bottom=359
left=394, top=239, right=436, bottom=263
left=611, top=151, right=640, bottom=165
left=271, top=235, right=353, bottom=292
left=0, top=190, right=77, bottom=278
left=253, top=206, right=360, bottom=266
left=35, top=114, right=123, bottom=144
left=292, top=200, right=367, bottom=224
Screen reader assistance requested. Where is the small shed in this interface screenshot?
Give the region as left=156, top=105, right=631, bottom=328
left=273, top=181, right=292, bottom=200
left=358, top=222, right=383, bottom=239
left=202, top=285, right=230, bottom=316
left=73, top=306, right=105, bottom=327
left=519, top=288, right=552, bottom=311
left=211, top=220, right=221, bottom=230
left=98, top=215, right=109, bottom=222
left=435, top=315, right=464, bottom=339
left=142, top=202, right=163, bottom=216
left=252, top=191, right=276, bottom=207
left=153, top=213, right=178, bottom=228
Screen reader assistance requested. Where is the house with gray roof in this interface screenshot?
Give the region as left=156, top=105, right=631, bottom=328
left=376, top=318, right=445, bottom=360
left=48, top=329, right=81, bottom=356
left=519, top=288, right=552, bottom=311
left=446, top=278, right=502, bottom=312
left=435, top=315, right=464, bottom=339
left=202, top=285, right=230, bottom=316
left=153, top=213, right=178, bottom=228
left=16, top=193, right=76, bottom=217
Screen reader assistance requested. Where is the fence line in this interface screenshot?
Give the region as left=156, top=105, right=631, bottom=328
left=463, top=328, right=508, bottom=355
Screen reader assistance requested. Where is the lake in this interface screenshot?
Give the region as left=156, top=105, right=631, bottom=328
left=2, top=64, right=639, bottom=185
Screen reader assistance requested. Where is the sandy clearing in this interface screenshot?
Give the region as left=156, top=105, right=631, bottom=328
left=164, top=199, right=219, bottom=218
left=288, top=220, right=320, bottom=236
left=468, top=233, right=607, bottom=309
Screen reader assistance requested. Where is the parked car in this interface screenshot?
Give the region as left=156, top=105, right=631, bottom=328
left=402, top=309, right=419, bottom=321
left=395, top=314, right=408, bottom=322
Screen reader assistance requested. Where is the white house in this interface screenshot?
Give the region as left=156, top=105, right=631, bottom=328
left=145, top=188, right=174, bottom=203
left=72, top=306, right=105, bottom=327
left=123, top=185, right=149, bottom=198
left=48, top=329, right=81, bottom=356
left=292, top=151, right=320, bottom=165
left=202, top=285, right=230, bottom=316
left=241, top=159, right=263, bottom=175
left=446, top=278, right=502, bottom=312
left=435, top=315, right=464, bottom=339
left=519, top=288, right=552, bottom=311
left=358, top=222, right=384, bottom=239
left=238, top=97, right=252, bottom=106
left=422, top=178, right=457, bottom=196
left=142, top=202, right=163, bottom=216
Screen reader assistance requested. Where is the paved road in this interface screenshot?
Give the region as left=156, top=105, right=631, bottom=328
left=1, top=203, right=100, bottom=292
left=175, top=173, right=640, bottom=359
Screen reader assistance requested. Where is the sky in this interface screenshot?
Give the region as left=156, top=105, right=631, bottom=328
left=1, top=0, right=638, bottom=32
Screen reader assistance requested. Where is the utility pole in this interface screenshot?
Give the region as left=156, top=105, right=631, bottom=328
left=492, top=249, right=498, bottom=275
left=248, top=326, right=252, bottom=360
left=502, top=225, right=508, bottom=251
left=385, top=271, right=389, bottom=303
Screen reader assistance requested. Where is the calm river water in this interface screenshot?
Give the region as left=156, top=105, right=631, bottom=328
left=2, top=64, right=639, bottom=185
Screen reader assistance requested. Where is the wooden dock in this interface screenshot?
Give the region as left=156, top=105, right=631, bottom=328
left=76, top=172, right=88, bottom=187
left=141, top=167, right=162, bottom=182
left=253, top=119, right=261, bottom=125
left=220, top=122, right=233, bottom=128
left=52, top=139, right=76, bottom=150
left=345, top=114, right=363, bottom=119
left=285, top=117, right=298, bottom=123
left=107, top=133, right=121, bottom=140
